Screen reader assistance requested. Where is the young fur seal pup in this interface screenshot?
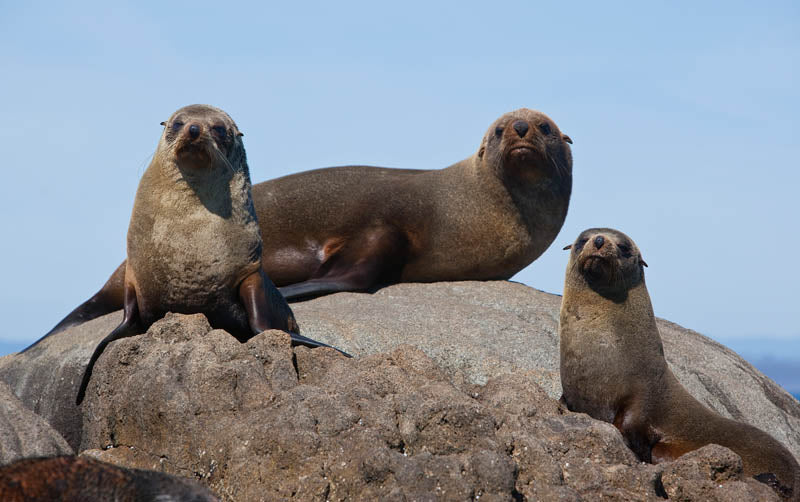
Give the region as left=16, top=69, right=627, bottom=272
left=75, top=104, right=345, bottom=405
left=559, top=227, right=799, bottom=500
left=30, top=107, right=573, bottom=345
left=0, top=455, right=220, bottom=501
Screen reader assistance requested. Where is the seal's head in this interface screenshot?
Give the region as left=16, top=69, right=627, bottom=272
left=158, top=104, right=245, bottom=171
left=563, top=228, right=647, bottom=300
left=477, top=108, right=573, bottom=184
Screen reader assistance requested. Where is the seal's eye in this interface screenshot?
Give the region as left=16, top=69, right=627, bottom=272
left=575, top=238, right=588, bottom=253
left=212, top=126, right=227, bottom=139
left=495, top=126, right=504, bottom=137
left=539, top=123, right=551, bottom=135
left=617, top=244, right=632, bottom=258
left=171, top=121, right=184, bottom=132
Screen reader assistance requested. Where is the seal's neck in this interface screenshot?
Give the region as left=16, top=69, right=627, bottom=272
left=487, top=154, right=572, bottom=238
left=562, top=277, right=662, bottom=349
left=144, top=151, right=253, bottom=221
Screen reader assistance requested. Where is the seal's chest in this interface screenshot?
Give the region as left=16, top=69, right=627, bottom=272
left=131, top=197, right=260, bottom=298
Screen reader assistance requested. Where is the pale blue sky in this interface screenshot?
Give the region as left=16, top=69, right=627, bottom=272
left=1, top=2, right=798, bottom=390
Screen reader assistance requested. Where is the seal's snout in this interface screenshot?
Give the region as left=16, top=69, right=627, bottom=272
left=594, top=236, right=605, bottom=249
left=513, top=120, right=529, bottom=138
left=188, top=124, right=201, bottom=140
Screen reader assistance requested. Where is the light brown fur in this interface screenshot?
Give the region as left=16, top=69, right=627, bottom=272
left=559, top=227, right=799, bottom=500
left=75, top=105, right=342, bottom=405
left=125, top=105, right=264, bottom=331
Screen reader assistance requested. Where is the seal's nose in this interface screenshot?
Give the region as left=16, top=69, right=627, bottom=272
left=513, top=120, right=529, bottom=138
left=594, top=236, right=605, bottom=249
left=189, top=124, right=200, bottom=140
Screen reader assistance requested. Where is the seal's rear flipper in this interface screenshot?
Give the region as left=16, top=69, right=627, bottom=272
left=25, top=262, right=126, bottom=353
left=76, top=280, right=140, bottom=405
left=278, top=279, right=363, bottom=301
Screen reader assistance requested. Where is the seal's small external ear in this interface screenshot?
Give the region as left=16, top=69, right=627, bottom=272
left=478, top=146, right=485, bottom=159
left=639, top=254, right=648, bottom=267
left=237, top=131, right=244, bottom=137
left=562, top=134, right=573, bottom=144
left=160, top=121, right=166, bottom=126
left=563, top=244, right=572, bottom=250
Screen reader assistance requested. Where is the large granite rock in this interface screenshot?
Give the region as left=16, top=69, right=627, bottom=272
left=0, top=381, right=73, bottom=464
left=0, top=280, right=797, bottom=500
left=78, top=313, right=781, bottom=501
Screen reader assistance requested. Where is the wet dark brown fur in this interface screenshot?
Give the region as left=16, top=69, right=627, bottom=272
left=74, top=104, right=343, bottom=405
left=29, top=108, right=572, bottom=344
left=0, top=455, right=219, bottom=501
left=559, top=227, right=800, bottom=500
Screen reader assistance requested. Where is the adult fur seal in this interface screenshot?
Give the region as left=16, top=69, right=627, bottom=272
left=75, top=104, right=345, bottom=405
left=559, top=227, right=799, bottom=500
left=254, top=108, right=572, bottom=298
left=0, top=455, right=220, bottom=501
left=29, top=107, right=572, bottom=345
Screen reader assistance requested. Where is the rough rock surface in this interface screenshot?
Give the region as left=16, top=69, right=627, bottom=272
left=0, top=381, right=73, bottom=464
left=658, top=445, right=779, bottom=501
left=0, top=281, right=798, bottom=501
left=79, top=313, right=780, bottom=501
left=0, top=315, right=115, bottom=451
left=292, top=281, right=800, bottom=458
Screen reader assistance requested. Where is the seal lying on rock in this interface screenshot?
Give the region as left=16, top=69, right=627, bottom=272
left=0, top=455, right=220, bottom=501
left=254, top=108, right=573, bottom=299
left=31, top=108, right=573, bottom=343
left=559, top=227, right=800, bottom=500
left=75, top=104, right=345, bottom=405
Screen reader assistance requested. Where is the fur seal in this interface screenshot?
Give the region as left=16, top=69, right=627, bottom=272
left=0, top=455, right=220, bottom=501
left=559, top=227, right=799, bottom=500
left=75, top=104, right=345, bottom=405
left=29, top=107, right=573, bottom=345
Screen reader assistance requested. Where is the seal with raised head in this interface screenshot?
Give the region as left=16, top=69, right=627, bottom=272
left=31, top=107, right=572, bottom=343
left=254, top=108, right=573, bottom=299
left=559, top=227, right=799, bottom=500
left=0, top=455, right=220, bottom=501
left=75, top=104, right=345, bottom=405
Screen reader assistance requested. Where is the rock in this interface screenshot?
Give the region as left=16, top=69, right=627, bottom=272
left=0, top=312, right=120, bottom=450
left=0, top=280, right=798, bottom=500
left=292, top=281, right=800, bottom=459
left=0, top=381, right=73, bottom=464
left=73, top=313, right=784, bottom=501
left=82, top=314, right=672, bottom=500
left=0, top=455, right=220, bottom=501
left=658, top=444, right=779, bottom=501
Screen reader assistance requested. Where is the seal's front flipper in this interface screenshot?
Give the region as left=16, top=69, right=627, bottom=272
left=239, top=271, right=351, bottom=357
left=25, top=261, right=127, bottom=353
left=76, top=279, right=140, bottom=405
left=240, top=270, right=298, bottom=334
